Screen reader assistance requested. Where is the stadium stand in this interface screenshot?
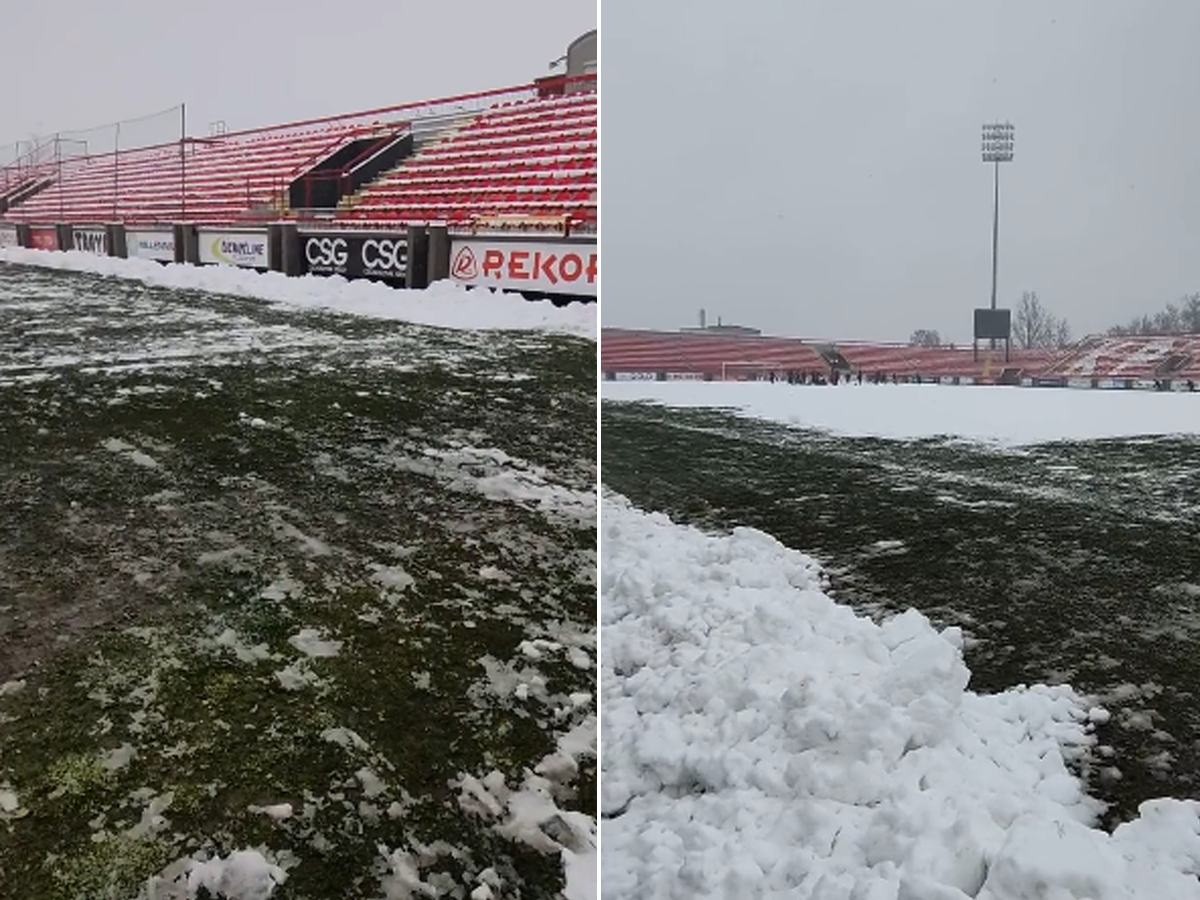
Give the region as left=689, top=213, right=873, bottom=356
left=600, top=328, right=827, bottom=379
left=601, top=326, right=1200, bottom=389
left=832, top=342, right=1053, bottom=380
left=1038, top=334, right=1200, bottom=383
left=0, top=77, right=596, bottom=232
left=601, top=328, right=1055, bottom=383
left=344, top=92, right=597, bottom=227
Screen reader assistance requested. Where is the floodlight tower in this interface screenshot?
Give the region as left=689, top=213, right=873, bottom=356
left=981, top=122, right=1015, bottom=313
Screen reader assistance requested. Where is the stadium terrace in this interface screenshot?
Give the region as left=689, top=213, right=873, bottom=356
left=0, top=30, right=597, bottom=304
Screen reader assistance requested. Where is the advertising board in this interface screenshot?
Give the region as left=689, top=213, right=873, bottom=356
left=73, top=228, right=107, bottom=256
left=29, top=227, right=58, bottom=251
left=0, top=225, right=17, bottom=249
left=301, top=232, right=407, bottom=281
left=449, top=239, right=597, bottom=297
left=127, top=230, right=176, bottom=262
left=197, top=230, right=269, bottom=268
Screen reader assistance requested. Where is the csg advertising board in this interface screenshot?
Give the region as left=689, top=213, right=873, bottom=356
left=29, top=227, right=58, bottom=251
left=198, top=230, right=269, bottom=268
left=0, top=225, right=17, bottom=249
left=449, top=238, right=597, bottom=297
left=302, top=232, right=407, bottom=281
left=127, top=230, right=176, bottom=262
left=73, top=228, right=108, bottom=256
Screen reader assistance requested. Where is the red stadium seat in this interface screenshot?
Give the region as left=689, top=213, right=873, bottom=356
left=0, top=77, right=597, bottom=231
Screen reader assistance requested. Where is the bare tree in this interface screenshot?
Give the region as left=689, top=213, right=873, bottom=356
left=909, top=328, right=941, bottom=347
left=1182, top=294, right=1200, bottom=332
left=1013, top=291, right=1073, bottom=349
left=1053, top=317, right=1072, bottom=348
left=1108, top=293, right=1200, bottom=336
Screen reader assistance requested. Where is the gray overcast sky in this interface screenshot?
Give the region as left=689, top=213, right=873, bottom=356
left=602, top=0, right=1200, bottom=343
left=1, top=0, right=594, bottom=143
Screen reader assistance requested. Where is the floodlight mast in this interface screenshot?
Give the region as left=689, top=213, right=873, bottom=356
left=982, top=122, right=1014, bottom=351
left=981, top=122, right=1014, bottom=312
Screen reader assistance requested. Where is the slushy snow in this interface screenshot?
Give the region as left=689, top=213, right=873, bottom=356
left=0, top=247, right=595, bottom=339
left=601, top=493, right=1200, bottom=899
left=603, top=379, right=1200, bottom=445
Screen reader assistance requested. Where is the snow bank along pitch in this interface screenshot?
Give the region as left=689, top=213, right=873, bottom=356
left=0, top=247, right=596, bottom=340
left=602, top=379, right=1200, bottom=444
left=601, top=495, right=1200, bottom=899
left=0, top=264, right=595, bottom=898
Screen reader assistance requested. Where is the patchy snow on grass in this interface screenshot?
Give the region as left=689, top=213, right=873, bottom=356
left=101, top=743, right=138, bottom=773
left=271, top=516, right=333, bottom=558
left=249, top=803, right=295, bottom=822
left=368, top=563, right=415, bottom=593
left=102, top=437, right=161, bottom=469
left=321, top=727, right=372, bottom=754
left=288, top=628, right=343, bottom=659
left=0, top=786, right=20, bottom=814
left=453, top=714, right=597, bottom=900
left=403, top=443, right=595, bottom=526
left=213, top=628, right=277, bottom=664
left=0, top=257, right=593, bottom=898
left=274, top=660, right=328, bottom=693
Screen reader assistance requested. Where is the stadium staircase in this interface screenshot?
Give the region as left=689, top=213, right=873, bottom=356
left=816, top=345, right=853, bottom=374
left=0, top=142, right=61, bottom=213
left=0, top=174, right=52, bottom=213
left=1038, top=336, right=1106, bottom=379
left=327, top=111, right=477, bottom=218
left=264, top=121, right=417, bottom=220
left=1156, top=353, right=1193, bottom=378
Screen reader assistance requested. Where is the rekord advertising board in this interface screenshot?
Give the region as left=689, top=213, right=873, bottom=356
left=197, top=230, right=268, bottom=268
left=449, top=239, right=597, bottom=297
left=0, top=225, right=17, bottom=249
left=127, top=230, right=176, bottom=262
left=302, top=232, right=407, bottom=281
left=72, top=228, right=107, bottom=256
left=29, top=227, right=58, bottom=251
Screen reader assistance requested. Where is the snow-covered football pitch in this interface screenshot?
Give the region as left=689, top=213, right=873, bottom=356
left=0, top=256, right=596, bottom=900
left=602, top=380, right=1200, bottom=900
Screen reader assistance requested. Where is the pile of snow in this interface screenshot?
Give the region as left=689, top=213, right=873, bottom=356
left=602, top=380, right=1200, bottom=445
left=0, top=247, right=594, bottom=340
left=145, top=848, right=289, bottom=900
left=601, top=494, right=1200, bottom=899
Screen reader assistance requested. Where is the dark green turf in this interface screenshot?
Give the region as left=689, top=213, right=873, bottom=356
left=0, top=263, right=595, bottom=899
left=602, top=399, right=1200, bottom=829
